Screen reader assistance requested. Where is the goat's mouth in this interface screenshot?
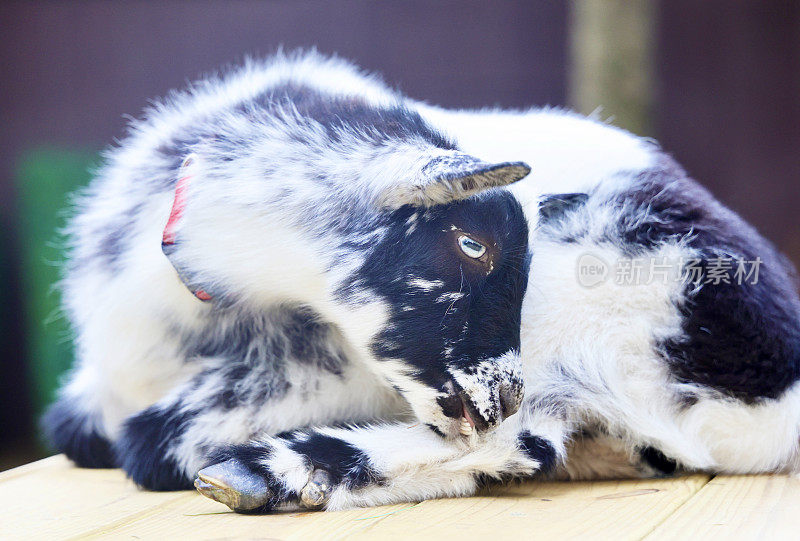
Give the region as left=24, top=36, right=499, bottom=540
left=436, top=379, right=491, bottom=438
left=458, top=397, right=477, bottom=436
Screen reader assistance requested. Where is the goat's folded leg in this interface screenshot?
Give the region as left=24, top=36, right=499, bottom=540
left=111, top=363, right=368, bottom=492
left=196, top=405, right=570, bottom=513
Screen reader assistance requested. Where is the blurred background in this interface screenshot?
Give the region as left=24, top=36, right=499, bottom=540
left=0, top=0, right=798, bottom=470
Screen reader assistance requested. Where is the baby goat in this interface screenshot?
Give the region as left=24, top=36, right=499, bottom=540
left=46, top=53, right=800, bottom=512
left=45, top=53, right=532, bottom=510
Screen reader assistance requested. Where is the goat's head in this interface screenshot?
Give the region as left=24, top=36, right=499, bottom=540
left=350, top=173, right=530, bottom=439
left=317, top=126, right=532, bottom=438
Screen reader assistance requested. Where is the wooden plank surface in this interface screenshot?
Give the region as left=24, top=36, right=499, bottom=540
left=343, top=475, right=710, bottom=541
left=0, top=456, right=192, bottom=540
left=644, top=474, right=800, bottom=541
left=0, top=456, right=796, bottom=540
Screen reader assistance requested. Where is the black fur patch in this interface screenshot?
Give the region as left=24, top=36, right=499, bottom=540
left=353, top=190, right=529, bottom=394
left=42, top=398, right=115, bottom=468
left=182, top=306, right=346, bottom=377
left=288, top=433, right=378, bottom=489
left=613, top=157, right=800, bottom=402
left=538, top=193, right=589, bottom=223
left=114, top=404, right=195, bottom=490
left=639, top=446, right=677, bottom=475
left=436, top=392, right=464, bottom=421
left=176, top=306, right=347, bottom=411
left=255, top=83, right=455, bottom=150
left=518, top=431, right=558, bottom=474
left=425, top=423, right=447, bottom=438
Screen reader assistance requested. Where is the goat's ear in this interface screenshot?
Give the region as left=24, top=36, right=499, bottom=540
left=378, top=153, right=531, bottom=209
left=161, top=154, right=215, bottom=301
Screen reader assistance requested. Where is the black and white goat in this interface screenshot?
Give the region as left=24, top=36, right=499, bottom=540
left=45, top=53, right=800, bottom=512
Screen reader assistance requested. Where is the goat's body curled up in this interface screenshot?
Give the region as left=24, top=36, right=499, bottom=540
left=46, top=53, right=800, bottom=512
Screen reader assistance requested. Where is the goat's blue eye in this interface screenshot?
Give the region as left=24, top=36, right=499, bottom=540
left=458, top=235, right=486, bottom=259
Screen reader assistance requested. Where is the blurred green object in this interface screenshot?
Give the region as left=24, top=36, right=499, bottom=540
left=16, top=149, right=96, bottom=418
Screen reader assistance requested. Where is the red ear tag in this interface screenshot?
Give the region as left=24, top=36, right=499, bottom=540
left=194, top=290, right=212, bottom=301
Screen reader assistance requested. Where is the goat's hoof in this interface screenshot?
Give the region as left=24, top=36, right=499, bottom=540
left=195, top=459, right=270, bottom=512
left=300, top=469, right=332, bottom=509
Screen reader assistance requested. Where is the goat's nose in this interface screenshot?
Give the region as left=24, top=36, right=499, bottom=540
left=498, top=381, right=523, bottom=420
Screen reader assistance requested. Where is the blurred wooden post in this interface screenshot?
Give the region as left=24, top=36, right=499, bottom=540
left=569, top=0, right=656, bottom=136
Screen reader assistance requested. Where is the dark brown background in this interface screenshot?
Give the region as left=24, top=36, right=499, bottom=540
left=1, top=0, right=798, bottom=461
